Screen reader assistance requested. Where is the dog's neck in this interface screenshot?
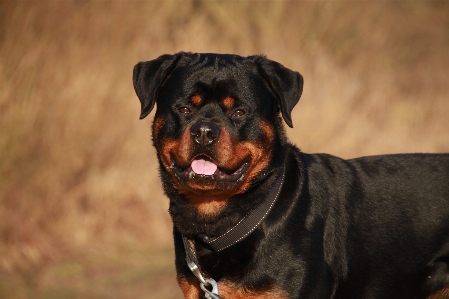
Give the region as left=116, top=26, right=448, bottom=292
left=194, top=164, right=285, bottom=252
left=163, top=160, right=285, bottom=239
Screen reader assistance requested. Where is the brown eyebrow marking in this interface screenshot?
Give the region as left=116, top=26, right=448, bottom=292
left=222, top=96, right=235, bottom=109
left=191, top=94, right=202, bottom=106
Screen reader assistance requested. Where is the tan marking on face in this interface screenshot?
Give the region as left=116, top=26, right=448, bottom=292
left=216, top=119, right=275, bottom=192
left=427, top=287, right=449, bottom=299
left=152, top=115, right=165, bottom=139
left=191, top=94, right=202, bottom=106
left=222, top=97, right=235, bottom=109
left=259, top=119, right=275, bottom=142
left=158, top=124, right=193, bottom=172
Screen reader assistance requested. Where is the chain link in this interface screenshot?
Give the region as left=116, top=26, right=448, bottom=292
left=200, top=278, right=221, bottom=299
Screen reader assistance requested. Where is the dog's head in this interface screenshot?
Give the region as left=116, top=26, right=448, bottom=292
left=133, top=52, right=303, bottom=214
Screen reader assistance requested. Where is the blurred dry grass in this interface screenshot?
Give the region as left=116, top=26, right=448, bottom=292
left=1, top=1, right=448, bottom=298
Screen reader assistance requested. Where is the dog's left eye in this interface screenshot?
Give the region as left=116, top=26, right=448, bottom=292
left=232, top=109, right=246, bottom=117
left=178, top=107, right=191, bottom=114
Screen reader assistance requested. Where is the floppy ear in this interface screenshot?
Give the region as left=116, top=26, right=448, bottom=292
left=254, top=57, right=303, bottom=128
left=133, top=54, right=180, bottom=119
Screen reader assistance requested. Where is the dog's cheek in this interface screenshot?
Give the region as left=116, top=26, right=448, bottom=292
left=220, top=120, right=274, bottom=168
left=152, top=115, right=165, bottom=142
left=240, top=141, right=272, bottom=183
left=176, top=123, right=193, bottom=164
left=216, top=128, right=251, bottom=170
left=157, top=124, right=193, bottom=173
left=239, top=120, right=275, bottom=189
left=216, top=120, right=274, bottom=193
left=157, top=138, right=178, bottom=171
left=238, top=116, right=275, bottom=144
left=257, top=119, right=275, bottom=144
left=152, top=115, right=171, bottom=171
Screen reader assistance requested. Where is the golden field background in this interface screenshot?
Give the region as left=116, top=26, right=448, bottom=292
left=1, top=1, right=449, bottom=298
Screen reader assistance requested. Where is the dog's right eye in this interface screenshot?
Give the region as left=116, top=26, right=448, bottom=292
left=178, top=107, right=191, bottom=114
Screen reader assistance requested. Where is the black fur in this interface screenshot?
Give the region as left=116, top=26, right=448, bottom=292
left=133, top=52, right=449, bottom=298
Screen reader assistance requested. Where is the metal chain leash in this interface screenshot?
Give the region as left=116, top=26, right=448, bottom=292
left=200, top=278, right=221, bottom=299
left=187, top=260, right=222, bottom=299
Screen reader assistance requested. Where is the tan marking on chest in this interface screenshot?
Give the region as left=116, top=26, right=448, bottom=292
left=177, top=276, right=288, bottom=299
left=178, top=276, right=201, bottom=299
left=218, top=281, right=288, bottom=299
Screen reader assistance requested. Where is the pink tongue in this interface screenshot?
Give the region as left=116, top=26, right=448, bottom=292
left=191, top=159, right=218, bottom=175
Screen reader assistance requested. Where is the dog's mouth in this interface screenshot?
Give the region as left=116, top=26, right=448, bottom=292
left=172, top=154, right=249, bottom=183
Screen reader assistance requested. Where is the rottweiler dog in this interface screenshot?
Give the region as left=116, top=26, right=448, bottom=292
left=133, top=52, right=449, bottom=299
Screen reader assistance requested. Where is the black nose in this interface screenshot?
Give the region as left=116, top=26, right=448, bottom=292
left=190, top=122, right=220, bottom=146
